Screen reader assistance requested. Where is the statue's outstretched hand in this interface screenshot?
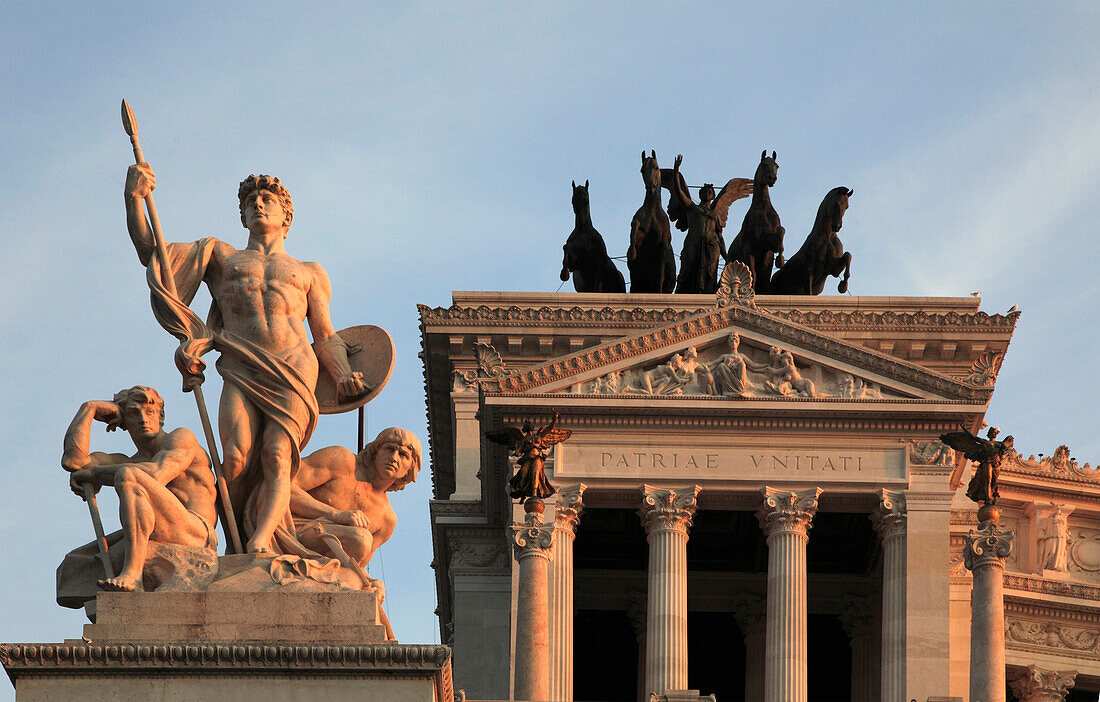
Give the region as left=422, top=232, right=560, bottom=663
left=337, top=372, right=368, bottom=400
left=125, top=162, right=156, bottom=200
left=334, top=509, right=370, bottom=529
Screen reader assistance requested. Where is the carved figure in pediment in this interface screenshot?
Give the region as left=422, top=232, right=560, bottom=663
left=60, top=387, right=218, bottom=594
left=641, top=352, right=692, bottom=395
left=832, top=373, right=881, bottom=399
left=762, top=346, right=817, bottom=397
left=706, top=333, right=766, bottom=397
left=770, top=186, right=853, bottom=295
left=627, top=151, right=676, bottom=293
left=1038, top=505, right=1072, bottom=572
left=486, top=414, right=571, bottom=501
left=601, top=370, right=635, bottom=394
left=661, top=154, right=753, bottom=294
left=727, top=150, right=786, bottom=293
left=560, top=180, right=626, bottom=293
left=943, top=425, right=1014, bottom=506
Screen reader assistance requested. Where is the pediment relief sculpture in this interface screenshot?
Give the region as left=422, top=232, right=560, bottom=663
left=565, top=333, right=904, bottom=400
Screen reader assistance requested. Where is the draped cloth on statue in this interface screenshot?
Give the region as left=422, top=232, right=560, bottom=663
left=143, top=239, right=337, bottom=576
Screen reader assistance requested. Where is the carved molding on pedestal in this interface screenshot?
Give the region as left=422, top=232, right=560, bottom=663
left=964, top=521, right=1015, bottom=572
left=638, top=485, right=700, bottom=535
left=1008, top=664, right=1077, bottom=702
left=757, top=487, right=822, bottom=537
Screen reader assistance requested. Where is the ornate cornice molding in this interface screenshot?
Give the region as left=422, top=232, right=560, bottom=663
left=773, top=307, right=1019, bottom=332
left=0, top=642, right=452, bottom=674
left=1004, top=574, right=1100, bottom=603
left=757, top=487, right=822, bottom=538
left=964, top=520, right=1015, bottom=571
left=480, top=306, right=991, bottom=401
left=638, top=485, right=700, bottom=535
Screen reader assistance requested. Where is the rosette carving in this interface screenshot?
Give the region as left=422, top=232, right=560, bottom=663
left=510, top=513, right=554, bottom=562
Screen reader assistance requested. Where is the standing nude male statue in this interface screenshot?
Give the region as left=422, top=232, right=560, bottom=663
left=62, top=386, right=217, bottom=592
left=125, top=163, right=366, bottom=555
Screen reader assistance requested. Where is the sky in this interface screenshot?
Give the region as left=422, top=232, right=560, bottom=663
left=1, top=2, right=1098, bottom=696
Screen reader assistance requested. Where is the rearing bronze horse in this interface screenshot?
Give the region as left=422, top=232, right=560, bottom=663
left=770, top=187, right=853, bottom=295
left=627, top=150, right=675, bottom=293
left=727, top=150, right=785, bottom=294
left=560, top=180, right=625, bottom=293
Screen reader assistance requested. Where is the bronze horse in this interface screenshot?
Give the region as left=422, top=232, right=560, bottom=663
left=727, top=150, right=785, bottom=293
left=770, top=187, right=853, bottom=295
left=627, top=150, right=676, bottom=293
left=560, top=180, right=625, bottom=293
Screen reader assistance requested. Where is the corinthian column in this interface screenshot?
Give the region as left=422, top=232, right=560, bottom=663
left=756, top=487, right=821, bottom=702
left=548, top=484, right=586, bottom=702
left=1008, top=664, right=1077, bottom=702
left=871, top=489, right=906, bottom=702
left=638, top=484, right=701, bottom=697
left=511, top=503, right=555, bottom=701
left=964, top=517, right=1014, bottom=702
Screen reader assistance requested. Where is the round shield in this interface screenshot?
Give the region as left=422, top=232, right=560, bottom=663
left=313, top=325, right=395, bottom=415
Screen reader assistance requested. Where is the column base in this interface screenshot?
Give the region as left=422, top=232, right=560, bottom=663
left=649, top=689, right=715, bottom=702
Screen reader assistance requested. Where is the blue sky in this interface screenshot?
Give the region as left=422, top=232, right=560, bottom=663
left=1, top=3, right=1098, bottom=695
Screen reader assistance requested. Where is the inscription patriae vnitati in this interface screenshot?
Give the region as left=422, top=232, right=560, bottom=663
left=556, top=444, right=904, bottom=481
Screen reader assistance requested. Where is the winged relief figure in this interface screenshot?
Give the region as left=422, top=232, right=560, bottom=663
left=662, top=154, right=754, bottom=294
left=486, top=413, right=572, bottom=501
left=941, top=425, right=1015, bottom=506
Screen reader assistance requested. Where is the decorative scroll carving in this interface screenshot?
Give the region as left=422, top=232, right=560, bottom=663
left=1006, top=619, right=1100, bottom=656
left=909, top=440, right=954, bottom=466
left=871, top=489, right=907, bottom=543
left=449, top=540, right=509, bottom=570
left=1008, top=664, right=1077, bottom=702
left=639, top=485, right=700, bottom=535
left=963, top=520, right=1014, bottom=571
left=509, top=513, right=554, bottom=563
left=452, top=342, right=511, bottom=391
left=715, top=260, right=757, bottom=309
left=554, top=484, right=587, bottom=535
left=757, top=487, right=822, bottom=537
left=963, top=350, right=1004, bottom=386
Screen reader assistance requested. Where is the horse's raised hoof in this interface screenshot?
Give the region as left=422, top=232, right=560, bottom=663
left=838, top=280, right=848, bottom=294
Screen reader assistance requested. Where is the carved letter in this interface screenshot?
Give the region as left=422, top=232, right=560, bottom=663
left=653, top=453, right=666, bottom=468
left=602, top=452, right=612, bottom=467
left=751, top=454, right=765, bottom=469
left=685, top=455, right=699, bottom=469
left=707, top=454, right=718, bottom=469
left=616, top=454, right=629, bottom=468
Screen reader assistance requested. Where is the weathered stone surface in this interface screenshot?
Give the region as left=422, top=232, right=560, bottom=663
left=143, top=542, right=218, bottom=592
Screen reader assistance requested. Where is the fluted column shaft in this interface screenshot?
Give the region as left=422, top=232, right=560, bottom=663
left=512, top=511, right=555, bottom=701
left=757, top=487, right=821, bottom=702
left=639, top=485, right=700, bottom=698
left=548, top=484, right=586, bottom=702
left=964, top=519, right=1014, bottom=702
left=839, top=595, right=878, bottom=702
left=872, top=489, right=906, bottom=702
left=733, top=593, right=766, bottom=702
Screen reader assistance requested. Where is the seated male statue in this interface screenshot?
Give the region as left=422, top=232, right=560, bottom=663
left=290, top=427, right=421, bottom=584
left=62, top=386, right=217, bottom=592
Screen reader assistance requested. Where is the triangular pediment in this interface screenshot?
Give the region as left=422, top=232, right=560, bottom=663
left=485, top=304, right=994, bottom=403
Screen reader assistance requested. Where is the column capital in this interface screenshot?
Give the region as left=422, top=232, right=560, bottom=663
left=554, top=483, right=587, bottom=534
left=511, top=513, right=555, bottom=563
left=756, top=487, right=822, bottom=537
left=871, top=489, right=907, bottom=542
left=1008, top=664, right=1077, bottom=702
left=963, top=520, right=1015, bottom=571
left=638, top=484, right=701, bottom=535
left=732, top=593, right=766, bottom=636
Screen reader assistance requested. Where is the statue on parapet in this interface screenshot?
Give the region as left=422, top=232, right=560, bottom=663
left=942, top=425, right=1015, bottom=508
left=770, top=187, right=853, bottom=295
left=560, top=180, right=626, bottom=293
left=124, top=164, right=368, bottom=556
left=59, top=386, right=217, bottom=597
left=662, top=154, right=754, bottom=294
left=627, top=151, right=676, bottom=293
left=486, top=414, right=571, bottom=502
left=727, top=150, right=785, bottom=294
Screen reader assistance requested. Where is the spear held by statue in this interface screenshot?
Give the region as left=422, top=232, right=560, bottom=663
left=119, top=99, right=244, bottom=555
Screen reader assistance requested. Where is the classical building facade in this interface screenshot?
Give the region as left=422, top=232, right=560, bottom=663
left=420, top=290, right=1100, bottom=702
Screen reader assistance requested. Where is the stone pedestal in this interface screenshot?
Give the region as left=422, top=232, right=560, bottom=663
left=1, top=642, right=452, bottom=702
left=732, top=593, right=766, bottom=702
left=963, top=519, right=1014, bottom=702
left=638, top=485, right=700, bottom=698
left=757, top=487, right=821, bottom=702
left=510, top=508, right=554, bottom=701
left=871, top=489, right=906, bottom=702
left=548, top=484, right=585, bottom=702
left=1008, top=664, right=1077, bottom=702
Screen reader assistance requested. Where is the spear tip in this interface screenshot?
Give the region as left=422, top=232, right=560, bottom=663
left=121, top=99, right=138, bottom=137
